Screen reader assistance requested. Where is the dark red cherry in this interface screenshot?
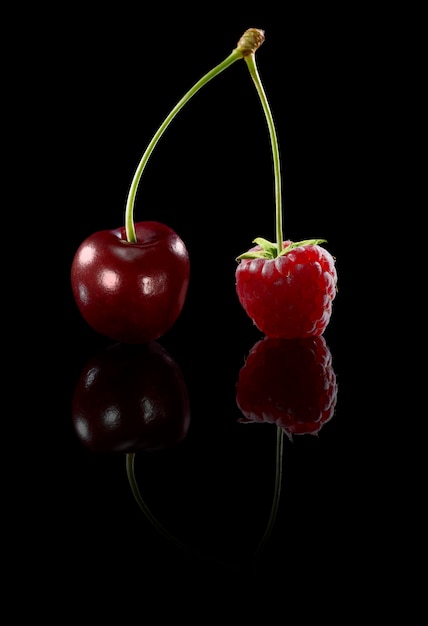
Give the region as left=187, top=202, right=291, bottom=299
left=236, top=335, right=338, bottom=437
left=71, top=341, right=191, bottom=453
left=71, top=221, right=190, bottom=344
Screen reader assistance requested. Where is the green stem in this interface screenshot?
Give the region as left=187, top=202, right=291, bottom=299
left=244, top=53, right=283, bottom=255
left=125, top=49, right=243, bottom=243
left=253, top=426, right=285, bottom=560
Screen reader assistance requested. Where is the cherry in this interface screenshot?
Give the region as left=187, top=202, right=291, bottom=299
left=71, top=341, right=191, bottom=453
left=71, top=28, right=265, bottom=344
left=71, top=221, right=190, bottom=344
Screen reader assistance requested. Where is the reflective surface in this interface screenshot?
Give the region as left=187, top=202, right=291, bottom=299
left=37, top=298, right=368, bottom=593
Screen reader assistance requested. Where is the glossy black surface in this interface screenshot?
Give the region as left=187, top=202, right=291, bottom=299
left=19, top=8, right=414, bottom=618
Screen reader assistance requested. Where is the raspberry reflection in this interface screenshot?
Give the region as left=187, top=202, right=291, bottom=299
left=236, top=335, right=338, bottom=438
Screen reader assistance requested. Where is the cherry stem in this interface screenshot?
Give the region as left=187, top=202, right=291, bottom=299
left=124, top=28, right=267, bottom=243
left=124, top=51, right=243, bottom=242
left=244, top=53, right=283, bottom=255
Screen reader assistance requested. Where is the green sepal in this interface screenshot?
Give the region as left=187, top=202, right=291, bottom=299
left=236, top=237, right=328, bottom=261
left=278, top=238, right=327, bottom=257
left=236, top=237, right=277, bottom=260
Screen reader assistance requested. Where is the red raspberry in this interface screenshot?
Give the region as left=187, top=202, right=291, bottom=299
left=236, top=335, right=338, bottom=437
left=235, top=240, right=337, bottom=339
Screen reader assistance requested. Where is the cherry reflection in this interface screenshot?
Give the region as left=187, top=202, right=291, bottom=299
left=71, top=341, right=213, bottom=561
left=72, top=341, right=191, bottom=453
left=236, top=335, right=338, bottom=439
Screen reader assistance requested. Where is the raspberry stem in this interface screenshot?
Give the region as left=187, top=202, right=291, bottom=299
left=244, top=52, right=283, bottom=255
left=125, top=28, right=266, bottom=243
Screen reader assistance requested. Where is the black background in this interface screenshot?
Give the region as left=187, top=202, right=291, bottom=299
left=12, top=5, right=418, bottom=620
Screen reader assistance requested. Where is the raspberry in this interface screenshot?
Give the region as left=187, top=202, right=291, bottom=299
left=236, top=335, right=338, bottom=437
left=235, top=240, right=337, bottom=339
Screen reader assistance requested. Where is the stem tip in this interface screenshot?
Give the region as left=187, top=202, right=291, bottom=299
left=236, top=28, right=265, bottom=56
